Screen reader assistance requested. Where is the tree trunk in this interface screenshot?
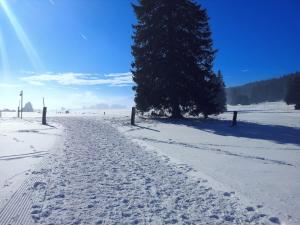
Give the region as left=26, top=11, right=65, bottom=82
left=171, top=103, right=183, bottom=119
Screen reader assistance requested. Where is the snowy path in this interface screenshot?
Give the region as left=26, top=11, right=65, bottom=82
left=17, top=117, right=275, bottom=225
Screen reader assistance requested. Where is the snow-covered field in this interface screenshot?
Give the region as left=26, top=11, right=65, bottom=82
left=0, top=117, right=63, bottom=211
left=0, top=102, right=299, bottom=224
left=106, top=102, right=300, bottom=225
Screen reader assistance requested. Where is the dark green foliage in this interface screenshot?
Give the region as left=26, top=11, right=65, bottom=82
left=285, top=75, right=300, bottom=109
left=227, top=72, right=300, bottom=105
left=131, top=0, right=224, bottom=118
left=201, top=70, right=227, bottom=117
left=214, top=70, right=227, bottom=113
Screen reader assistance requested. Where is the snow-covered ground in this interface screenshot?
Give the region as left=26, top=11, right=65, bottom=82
left=28, top=117, right=276, bottom=224
left=225, top=102, right=300, bottom=128
left=105, top=102, right=300, bottom=225
left=0, top=117, right=63, bottom=211
left=0, top=102, right=299, bottom=224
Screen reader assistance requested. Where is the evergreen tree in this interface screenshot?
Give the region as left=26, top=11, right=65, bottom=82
left=215, top=70, right=227, bottom=112
left=201, top=70, right=227, bottom=117
left=132, top=0, right=218, bottom=118
left=285, top=76, right=300, bottom=109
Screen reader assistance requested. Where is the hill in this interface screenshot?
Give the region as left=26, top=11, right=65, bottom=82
left=226, top=72, right=300, bottom=105
left=22, top=102, right=34, bottom=112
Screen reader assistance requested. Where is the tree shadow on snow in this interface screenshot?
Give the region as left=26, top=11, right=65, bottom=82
left=154, top=118, right=300, bottom=146
left=134, top=124, right=160, bottom=132
left=229, top=110, right=299, bottom=114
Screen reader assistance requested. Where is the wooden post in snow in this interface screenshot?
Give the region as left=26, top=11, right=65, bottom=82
left=131, top=107, right=136, bottom=125
left=20, top=90, right=23, bottom=119
left=17, top=107, right=20, bottom=118
left=232, top=111, right=238, bottom=126
left=42, top=107, right=47, bottom=125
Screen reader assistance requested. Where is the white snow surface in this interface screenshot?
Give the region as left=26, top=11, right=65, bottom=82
left=0, top=102, right=299, bottom=225
left=28, top=117, right=272, bottom=225
left=0, top=117, right=62, bottom=211
left=106, top=102, right=300, bottom=225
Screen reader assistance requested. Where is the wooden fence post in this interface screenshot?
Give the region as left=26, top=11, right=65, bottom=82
left=42, top=107, right=47, bottom=125
left=232, top=111, right=238, bottom=126
left=131, top=107, right=136, bottom=125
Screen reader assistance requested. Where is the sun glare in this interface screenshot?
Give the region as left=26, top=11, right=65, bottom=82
left=0, top=0, right=43, bottom=72
left=0, top=28, right=9, bottom=81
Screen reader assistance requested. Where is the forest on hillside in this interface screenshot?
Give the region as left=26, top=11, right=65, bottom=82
left=226, top=72, right=300, bottom=105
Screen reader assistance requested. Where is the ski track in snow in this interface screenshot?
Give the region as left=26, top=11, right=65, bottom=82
left=124, top=126, right=300, bottom=151
left=0, top=151, right=48, bottom=161
left=23, top=117, right=279, bottom=225
left=134, top=137, right=294, bottom=167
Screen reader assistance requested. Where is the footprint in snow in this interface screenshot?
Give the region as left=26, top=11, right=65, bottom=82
left=32, top=204, right=42, bottom=209
left=137, top=204, right=144, bottom=209
left=87, top=204, right=94, bottom=208
left=223, top=192, right=231, bottom=197
left=33, top=181, right=46, bottom=190
left=209, top=214, right=219, bottom=219
left=164, top=218, right=178, bottom=224
left=269, top=217, right=281, bottom=224
left=131, top=219, right=141, bottom=224
left=54, top=193, right=65, bottom=198
left=13, top=137, right=21, bottom=142
left=122, top=212, right=131, bottom=217
left=31, top=209, right=41, bottom=215
left=224, top=215, right=235, bottom=222
left=223, top=191, right=235, bottom=197
left=246, top=206, right=255, bottom=212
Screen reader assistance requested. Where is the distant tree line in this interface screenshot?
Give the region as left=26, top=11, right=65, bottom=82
left=226, top=72, right=300, bottom=106
left=285, top=75, right=300, bottom=109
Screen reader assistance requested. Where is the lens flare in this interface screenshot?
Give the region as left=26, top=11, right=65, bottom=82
left=0, top=28, right=9, bottom=81
left=0, top=0, right=43, bottom=72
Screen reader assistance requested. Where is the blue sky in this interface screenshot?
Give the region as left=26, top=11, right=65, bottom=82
left=0, top=0, right=299, bottom=109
